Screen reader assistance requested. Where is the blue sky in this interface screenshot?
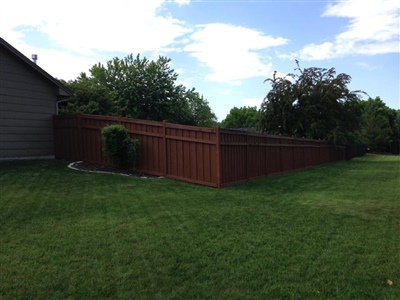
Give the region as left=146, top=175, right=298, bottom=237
left=1, top=0, right=399, bottom=121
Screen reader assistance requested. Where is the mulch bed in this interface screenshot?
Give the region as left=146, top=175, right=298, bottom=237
left=69, top=161, right=161, bottom=178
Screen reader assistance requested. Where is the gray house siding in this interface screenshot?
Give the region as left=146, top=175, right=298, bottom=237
left=0, top=38, right=73, bottom=159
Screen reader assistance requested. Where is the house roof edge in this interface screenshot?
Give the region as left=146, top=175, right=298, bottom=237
left=0, top=37, right=74, bottom=97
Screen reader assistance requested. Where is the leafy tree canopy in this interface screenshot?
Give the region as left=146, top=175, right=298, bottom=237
left=60, top=73, right=120, bottom=116
left=60, top=54, right=216, bottom=126
left=183, top=88, right=218, bottom=127
left=358, top=97, right=400, bottom=151
left=260, top=61, right=365, bottom=144
left=220, top=106, right=261, bottom=129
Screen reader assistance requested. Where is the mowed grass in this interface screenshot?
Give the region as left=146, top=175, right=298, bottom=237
left=0, top=155, right=399, bottom=299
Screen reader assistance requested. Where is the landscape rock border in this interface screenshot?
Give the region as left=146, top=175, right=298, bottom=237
left=68, top=161, right=162, bottom=179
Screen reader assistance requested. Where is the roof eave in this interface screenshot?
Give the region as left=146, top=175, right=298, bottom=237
left=0, top=37, right=74, bottom=98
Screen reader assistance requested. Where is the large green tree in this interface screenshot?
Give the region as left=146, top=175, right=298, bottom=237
left=359, top=97, right=400, bottom=152
left=260, top=61, right=364, bottom=144
left=60, top=54, right=216, bottom=126
left=220, top=106, right=261, bottom=129
left=259, top=72, right=297, bottom=135
left=60, top=73, right=120, bottom=116
left=183, top=88, right=217, bottom=127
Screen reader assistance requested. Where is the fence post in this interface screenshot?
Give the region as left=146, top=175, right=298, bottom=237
left=302, top=137, right=305, bottom=169
left=279, top=135, right=283, bottom=173
left=319, top=140, right=322, bottom=164
left=292, top=136, right=295, bottom=170
left=162, top=121, right=167, bottom=177
left=216, top=127, right=221, bottom=188
left=246, top=131, right=249, bottom=180
left=77, top=113, right=84, bottom=160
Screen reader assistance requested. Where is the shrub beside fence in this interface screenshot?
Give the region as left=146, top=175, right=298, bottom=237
left=54, top=114, right=354, bottom=187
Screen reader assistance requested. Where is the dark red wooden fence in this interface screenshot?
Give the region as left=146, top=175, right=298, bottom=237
left=54, top=114, right=346, bottom=187
left=219, top=129, right=344, bottom=186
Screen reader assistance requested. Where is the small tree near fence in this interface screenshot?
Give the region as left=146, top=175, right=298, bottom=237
left=101, top=125, right=139, bottom=169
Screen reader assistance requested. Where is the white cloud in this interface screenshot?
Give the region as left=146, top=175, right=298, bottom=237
left=2, top=2, right=187, bottom=48
left=0, top=0, right=192, bottom=80
left=287, top=0, right=400, bottom=60
left=295, top=42, right=336, bottom=61
left=173, top=0, right=190, bottom=6
left=2, top=0, right=191, bottom=55
left=35, top=49, right=99, bottom=81
left=184, top=23, right=288, bottom=83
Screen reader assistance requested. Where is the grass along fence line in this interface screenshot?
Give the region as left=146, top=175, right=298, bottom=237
left=0, top=155, right=399, bottom=299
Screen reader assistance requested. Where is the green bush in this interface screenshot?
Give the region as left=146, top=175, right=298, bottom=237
left=101, top=125, right=139, bottom=169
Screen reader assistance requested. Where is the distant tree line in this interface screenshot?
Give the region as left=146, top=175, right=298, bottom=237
left=60, top=54, right=217, bottom=127
left=221, top=61, right=400, bottom=153
left=220, top=106, right=261, bottom=130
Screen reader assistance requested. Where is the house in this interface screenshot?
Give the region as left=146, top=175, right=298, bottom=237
left=0, top=37, right=74, bottom=160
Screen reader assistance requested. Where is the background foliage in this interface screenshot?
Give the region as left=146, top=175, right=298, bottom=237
left=234, top=61, right=400, bottom=151
left=220, top=106, right=261, bottom=130
left=60, top=54, right=217, bottom=126
left=358, top=97, right=400, bottom=152
left=259, top=61, right=364, bottom=144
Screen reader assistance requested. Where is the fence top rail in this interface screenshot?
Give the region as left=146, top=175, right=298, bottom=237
left=54, top=113, right=218, bottom=133
left=166, top=123, right=217, bottom=133
left=55, top=113, right=164, bottom=125
left=219, top=128, right=329, bottom=143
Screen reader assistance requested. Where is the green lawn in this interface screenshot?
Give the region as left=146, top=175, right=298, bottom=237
left=0, top=155, right=399, bottom=299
